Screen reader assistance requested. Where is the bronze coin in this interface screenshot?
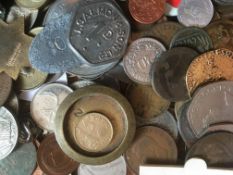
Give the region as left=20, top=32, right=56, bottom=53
left=206, top=20, right=233, bottom=51
left=126, top=84, right=170, bottom=119
left=186, top=132, right=233, bottom=167
left=128, top=0, right=166, bottom=24
left=125, top=126, right=178, bottom=174
left=37, top=134, right=79, bottom=175
left=186, top=49, right=233, bottom=94
left=152, top=47, right=198, bottom=101
left=187, top=81, right=233, bottom=139
left=0, top=72, right=12, bottom=106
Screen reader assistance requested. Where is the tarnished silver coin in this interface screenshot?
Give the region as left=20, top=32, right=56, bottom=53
left=31, top=83, right=73, bottom=131
left=69, top=0, right=130, bottom=65
left=0, top=107, right=18, bottom=160
left=78, top=156, right=127, bottom=175
left=178, top=0, right=214, bottom=28
left=123, top=38, right=166, bottom=85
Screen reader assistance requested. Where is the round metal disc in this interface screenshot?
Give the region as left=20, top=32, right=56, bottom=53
left=15, top=0, right=47, bottom=9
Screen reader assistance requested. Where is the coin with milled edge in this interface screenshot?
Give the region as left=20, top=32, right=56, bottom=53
left=0, top=107, right=18, bottom=160
left=78, top=156, right=127, bottom=175
left=0, top=143, right=37, bottom=175
left=123, top=38, right=166, bottom=85
left=186, top=49, right=233, bottom=94
left=125, top=126, right=178, bottom=174
left=186, top=132, right=233, bottom=167
left=15, top=0, right=47, bottom=9
left=38, top=134, right=79, bottom=175
left=206, top=20, right=233, bottom=51
left=170, top=27, right=213, bottom=53
left=69, top=0, right=130, bottom=65
left=129, top=0, right=166, bottom=24
left=152, top=47, right=198, bottom=101
left=178, top=0, right=214, bottom=28
left=31, top=83, right=73, bottom=131
left=187, top=81, right=233, bottom=138
left=126, top=84, right=170, bottom=119
left=0, top=73, right=12, bottom=106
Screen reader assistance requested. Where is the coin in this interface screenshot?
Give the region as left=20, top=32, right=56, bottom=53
left=16, top=67, right=48, bottom=90
left=186, top=49, right=233, bottom=94
left=55, top=85, right=135, bottom=165
left=206, top=20, right=233, bottom=51
left=32, top=166, right=45, bottom=175
left=0, top=143, right=37, bottom=175
left=5, top=92, right=19, bottom=116
left=69, top=0, right=130, bottom=65
left=213, top=0, right=233, bottom=6
left=123, top=38, right=166, bottom=85
left=15, top=0, right=47, bottom=9
left=186, top=132, right=233, bottom=167
left=29, top=27, right=43, bottom=36
left=177, top=0, right=214, bottom=28
left=78, top=156, right=127, bottom=175
left=126, top=84, right=170, bottom=119
left=31, top=83, right=73, bottom=131
left=152, top=47, right=198, bottom=101
left=187, top=81, right=233, bottom=138
left=205, top=123, right=233, bottom=135
left=0, top=73, right=12, bottom=106
left=128, top=0, right=166, bottom=24
left=70, top=80, right=95, bottom=90
left=37, top=134, right=79, bottom=175
left=71, top=112, right=114, bottom=152
left=125, top=126, right=178, bottom=174
left=170, top=27, right=213, bottom=53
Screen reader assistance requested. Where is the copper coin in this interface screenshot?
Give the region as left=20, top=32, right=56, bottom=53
left=187, top=81, right=233, bottom=138
left=125, top=126, right=178, bottom=174
left=128, top=0, right=166, bottom=24
left=186, top=132, right=233, bottom=167
left=152, top=47, right=198, bottom=101
left=186, top=49, right=233, bottom=94
left=37, top=134, right=79, bottom=175
left=126, top=84, right=170, bottom=119
left=0, top=72, right=12, bottom=106
left=206, top=20, right=233, bottom=51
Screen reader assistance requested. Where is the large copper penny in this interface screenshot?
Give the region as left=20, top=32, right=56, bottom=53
left=186, top=49, right=233, bottom=94
left=126, top=84, right=170, bottom=119
left=187, top=81, right=233, bottom=138
left=152, top=47, right=198, bottom=101
left=125, top=126, right=178, bottom=174
left=186, top=132, right=233, bottom=167
left=128, top=0, right=166, bottom=24
left=70, top=112, right=114, bottom=152
left=37, top=134, right=79, bottom=175
left=206, top=20, right=233, bottom=51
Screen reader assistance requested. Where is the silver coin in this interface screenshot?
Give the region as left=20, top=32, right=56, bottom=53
left=178, top=0, right=214, bottom=28
left=70, top=80, right=95, bottom=89
left=69, top=0, right=130, bottom=65
left=78, top=156, right=127, bottom=175
left=31, top=83, right=73, bottom=131
left=123, top=38, right=166, bottom=85
left=0, top=107, right=18, bottom=160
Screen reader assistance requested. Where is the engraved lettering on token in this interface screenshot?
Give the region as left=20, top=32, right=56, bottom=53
left=7, top=43, right=21, bottom=67
left=74, top=113, right=113, bottom=152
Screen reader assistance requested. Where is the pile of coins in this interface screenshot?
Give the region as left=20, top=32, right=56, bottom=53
left=1, top=0, right=233, bottom=174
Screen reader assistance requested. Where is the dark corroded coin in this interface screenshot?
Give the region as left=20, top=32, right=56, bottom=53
left=186, top=132, right=233, bottom=167
left=0, top=143, right=37, bottom=175
left=125, top=126, right=178, bottom=174
left=152, top=47, right=198, bottom=101
left=0, top=73, right=12, bottom=106
left=187, top=81, right=233, bottom=139
left=170, top=27, right=213, bottom=53
left=69, top=1, right=130, bottom=65
left=38, top=134, right=79, bottom=175
left=206, top=20, right=233, bottom=51
left=213, top=0, right=233, bottom=6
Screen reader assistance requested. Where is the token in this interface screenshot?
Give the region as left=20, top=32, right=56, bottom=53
left=178, top=0, right=214, bottom=28
left=15, top=0, right=47, bottom=9
left=152, top=47, right=198, bottom=101
left=123, top=38, right=166, bottom=85
left=37, top=134, right=79, bottom=175
left=125, top=126, right=178, bottom=174
left=186, top=49, right=233, bottom=94
left=129, top=0, right=166, bottom=24
left=31, top=83, right=73, bottom=131
left=0, top=107, right=18, bottom=160
left=0, top=73, right=12, bottom=106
